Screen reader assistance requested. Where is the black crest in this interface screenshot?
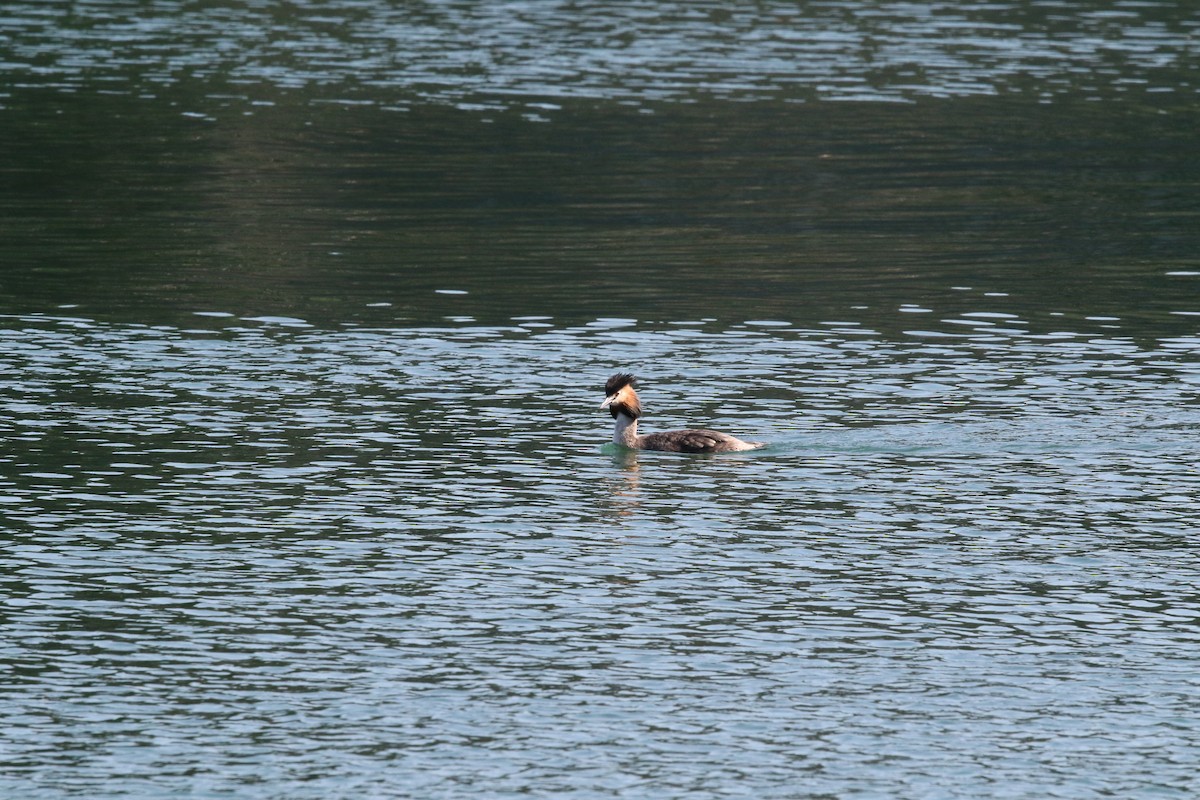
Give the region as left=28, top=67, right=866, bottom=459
left=605, top=372, right=636, bottom=395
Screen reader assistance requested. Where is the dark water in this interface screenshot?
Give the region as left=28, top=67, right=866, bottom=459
left=3, top=2, right=1200, bottom=798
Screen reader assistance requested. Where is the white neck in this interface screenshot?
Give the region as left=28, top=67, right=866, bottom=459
left=612, top=411, right=640, bottom=448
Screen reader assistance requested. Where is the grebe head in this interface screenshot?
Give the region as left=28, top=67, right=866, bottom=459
left=600, top=372, right=641, bottom=419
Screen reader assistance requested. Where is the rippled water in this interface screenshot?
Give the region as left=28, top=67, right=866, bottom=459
left=5, top=306, right=1200, bottom=797
left=4, top=1, right=1200, bottom=797
left=3, top=0, right=1198, bottom=106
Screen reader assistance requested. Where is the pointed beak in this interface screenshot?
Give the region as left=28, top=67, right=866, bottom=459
left=600, top=394, right=615, bottom=409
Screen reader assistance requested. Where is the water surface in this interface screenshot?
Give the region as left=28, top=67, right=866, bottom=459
left=5, top=308, right=1200, bottom=797
left=3, top=2, right=1200, bottom=798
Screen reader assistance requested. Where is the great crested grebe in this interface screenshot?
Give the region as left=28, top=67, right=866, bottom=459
left=599, top=373, right=765, bottom=453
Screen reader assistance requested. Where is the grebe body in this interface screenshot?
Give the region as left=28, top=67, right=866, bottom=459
left=599, top=373, right=764, bottom=454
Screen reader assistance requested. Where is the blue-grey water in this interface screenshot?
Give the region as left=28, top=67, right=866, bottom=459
left=3, top=2, right=1200, bottom=798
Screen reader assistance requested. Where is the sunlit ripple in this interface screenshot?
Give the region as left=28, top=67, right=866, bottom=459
left=3, top=311, right=1200, bottom=795
left=2, top=0, right=1198, bottom=106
